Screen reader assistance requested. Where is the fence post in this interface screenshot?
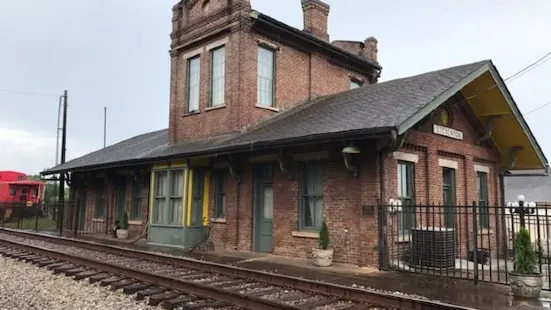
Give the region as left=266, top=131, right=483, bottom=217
left=377, top=202, right=388, bottom=270
left=73, top=200, right=79, bottom=238
left=472, top=201, right=479, bottom=286
left=34, top=204, right=39, bottom=231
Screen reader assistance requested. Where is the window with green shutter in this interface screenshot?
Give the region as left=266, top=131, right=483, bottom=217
left=477, top=171, right=489, bottom=229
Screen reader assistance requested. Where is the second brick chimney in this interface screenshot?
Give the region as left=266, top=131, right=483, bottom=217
left=301, top=0, right=330, bottom=42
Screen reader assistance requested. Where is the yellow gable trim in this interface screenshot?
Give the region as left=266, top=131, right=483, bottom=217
left=461, top=71, right=545, bottom=170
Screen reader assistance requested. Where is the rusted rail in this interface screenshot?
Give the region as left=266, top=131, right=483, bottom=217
left=0, top=228, right=479, bottom=310
left=0, top=238, right=301, bottom=310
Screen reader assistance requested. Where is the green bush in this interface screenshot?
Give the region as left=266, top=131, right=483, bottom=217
left=514, top=228, right=537, bottom=275
left=121, top=212, right=129, bottom=230
left=318, top=221, right=330, bottom=250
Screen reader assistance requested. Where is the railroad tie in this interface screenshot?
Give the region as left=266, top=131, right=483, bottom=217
left=99, top=276, right=124, bottom=287
left=135, top=287, right=167, bottom=301
left=88, top=273, right=110, bottom=284
left=109, top=279, right=135, bottom=291
left=10, top=252, right=29, bottom=259
left=25, top=256, right=44, bottom=263
left=65, top=267, right=87, bottom=277
left=73, top=270, right=100, bottom=281
left=122, top=283, right=150, bottom=295
left=148, top=292, right=181, bottom=306
left=52, top=264, right=77, bottom=275
left=31, top=257, right=52, bottom=265
left=160, top=296, right=197, bottom=309
left=37, top=259, right=58, bottom=267
left=45, top=262, right=66, bottom=270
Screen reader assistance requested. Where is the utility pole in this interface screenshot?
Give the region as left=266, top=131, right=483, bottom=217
left=57, top=90, right=68, bottom=236
left=103, top=106, right=107, bottom=148
left=53, top=96, right=63, bottom=220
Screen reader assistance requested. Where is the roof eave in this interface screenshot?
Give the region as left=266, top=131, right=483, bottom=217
left=396, top=60, right=548, bottom=171
left=396, top=61, right=491, bottom=135
left=250, top=11, right=382, bottom=71
left=486, top=63, right=549, bottom=169
left=41, top=127, right=395, bottom=175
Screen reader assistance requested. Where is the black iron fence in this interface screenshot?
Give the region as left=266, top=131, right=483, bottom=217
left=0, top=199, right=117, bottom=237
left=381, top=202, right=551, bottom=290
left=0, top=202, right=60, bottom=232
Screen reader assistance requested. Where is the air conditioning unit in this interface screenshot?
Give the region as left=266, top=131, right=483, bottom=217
left=409, top=227, right=455, bottom=269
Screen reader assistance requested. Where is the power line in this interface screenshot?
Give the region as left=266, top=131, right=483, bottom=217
left=450, top=50, right=551, bottom=109
left=505, top=51, right=551, bottom=84
left=0, top=88, right=60, bottom=97
left=524, top=100, right=551, bottom=116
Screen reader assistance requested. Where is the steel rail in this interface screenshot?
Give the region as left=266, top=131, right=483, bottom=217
left=0, top=237, right=305, bottom=310
left=0, top=228, right=478, bottom=310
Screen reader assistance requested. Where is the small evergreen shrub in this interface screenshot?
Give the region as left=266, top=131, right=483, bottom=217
left=121, top=212, right=129, bottom=230
left=514, top=228, right=537, bottom=275
left=319, top=221, right=330, bottom=250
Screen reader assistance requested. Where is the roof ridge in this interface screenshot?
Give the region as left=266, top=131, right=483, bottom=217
left=373, top=59, right=491, bottom=86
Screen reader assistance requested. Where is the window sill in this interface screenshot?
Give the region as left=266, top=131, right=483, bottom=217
left=475, top=228, right=493, bottom=235
left=292, top=231, right=319, bottom=239
left=255, top=104, right=279, bottom=112
left=150, top=223, right=182, bottom=228
left=128, top=220, right=143, bottom=225
left=210, top=218, right=226, bottom=223
left=183, top=110, right=200, bottom=117
left=205, top=105, right=226, bottom=112
left=394, top=235, right=412, bottom=243
left=92, top=218, right=104, bottom=222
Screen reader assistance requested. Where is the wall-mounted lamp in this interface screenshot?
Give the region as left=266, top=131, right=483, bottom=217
left=388, top=198, right=403, bottom=213
left=342, top=144, right=360, bottom=177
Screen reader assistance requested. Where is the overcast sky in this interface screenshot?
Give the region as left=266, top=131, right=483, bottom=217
left=1, top=0, right=550, bottom=175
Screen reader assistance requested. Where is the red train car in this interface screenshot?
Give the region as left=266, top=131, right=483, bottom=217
left=0, top=171, right=45, bottom=206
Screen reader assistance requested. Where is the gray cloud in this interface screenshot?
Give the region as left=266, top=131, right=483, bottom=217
left=1, top=0, right=550, bottom=174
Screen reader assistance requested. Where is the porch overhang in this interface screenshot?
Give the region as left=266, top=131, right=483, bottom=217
left=397, top=61, right=548, bottom=173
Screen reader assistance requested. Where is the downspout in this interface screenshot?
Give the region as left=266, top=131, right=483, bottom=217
left=378, top=149, right=387, bottom=270
left=499, top=171, right=507, bottom=258
left=235, top=178, right=241, bottom=250
left=308, top=53, right=312, bottom=101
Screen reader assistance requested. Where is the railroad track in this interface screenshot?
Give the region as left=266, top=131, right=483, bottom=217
left=0, top=228, right=477, bottom=310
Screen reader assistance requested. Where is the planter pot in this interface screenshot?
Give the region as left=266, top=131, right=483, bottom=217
left=312, top=248, right=334, bottom=267
left=509, top=272, right=543, bottom=299
left=116, top=229, right=129, bottom=240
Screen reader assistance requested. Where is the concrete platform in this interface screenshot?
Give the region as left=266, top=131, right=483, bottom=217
left=56, top=232, right=551, bottom=309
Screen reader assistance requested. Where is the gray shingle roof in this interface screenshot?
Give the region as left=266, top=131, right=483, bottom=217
left=505, top=175, right=551, bottom=203
left=42, top=60, right=491, bottom=175
left=45, top=129, right=169, bottom=174
left=225, top=60, right=489, bottom=146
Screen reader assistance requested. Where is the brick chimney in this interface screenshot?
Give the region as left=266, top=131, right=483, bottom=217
left=363, top=36, right=379, bottom=63
left=301, top=0, right=330, bottom=42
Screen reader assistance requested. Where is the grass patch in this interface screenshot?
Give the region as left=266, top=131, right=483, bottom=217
left=4, top=217, right=58, bottom=231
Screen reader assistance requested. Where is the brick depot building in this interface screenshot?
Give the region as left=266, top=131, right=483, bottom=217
left=42, top=0, right=548, bottom=268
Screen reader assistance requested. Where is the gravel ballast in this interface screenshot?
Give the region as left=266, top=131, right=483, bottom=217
left=0, top=255, right=161, bottom=310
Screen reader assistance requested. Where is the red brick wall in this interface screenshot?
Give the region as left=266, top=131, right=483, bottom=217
left=384, top=98, right=505, bottom=263
left=67, top=171, right=150, bottom=239
left=206, top=143, right=381, bottom=267
left=168, top=1, right=377, bottom=144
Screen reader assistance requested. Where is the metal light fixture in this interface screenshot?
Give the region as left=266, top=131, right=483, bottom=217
left=342, top=145, right=361, bottom=154
left=341, top=144, right=360, bottom=177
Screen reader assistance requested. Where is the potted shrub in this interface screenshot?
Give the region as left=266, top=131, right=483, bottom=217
left=116, top=212, right=129, bottom=239
left=312, top=221, right=333, bottom=267
left=509, top=228, right=542, bottom=299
